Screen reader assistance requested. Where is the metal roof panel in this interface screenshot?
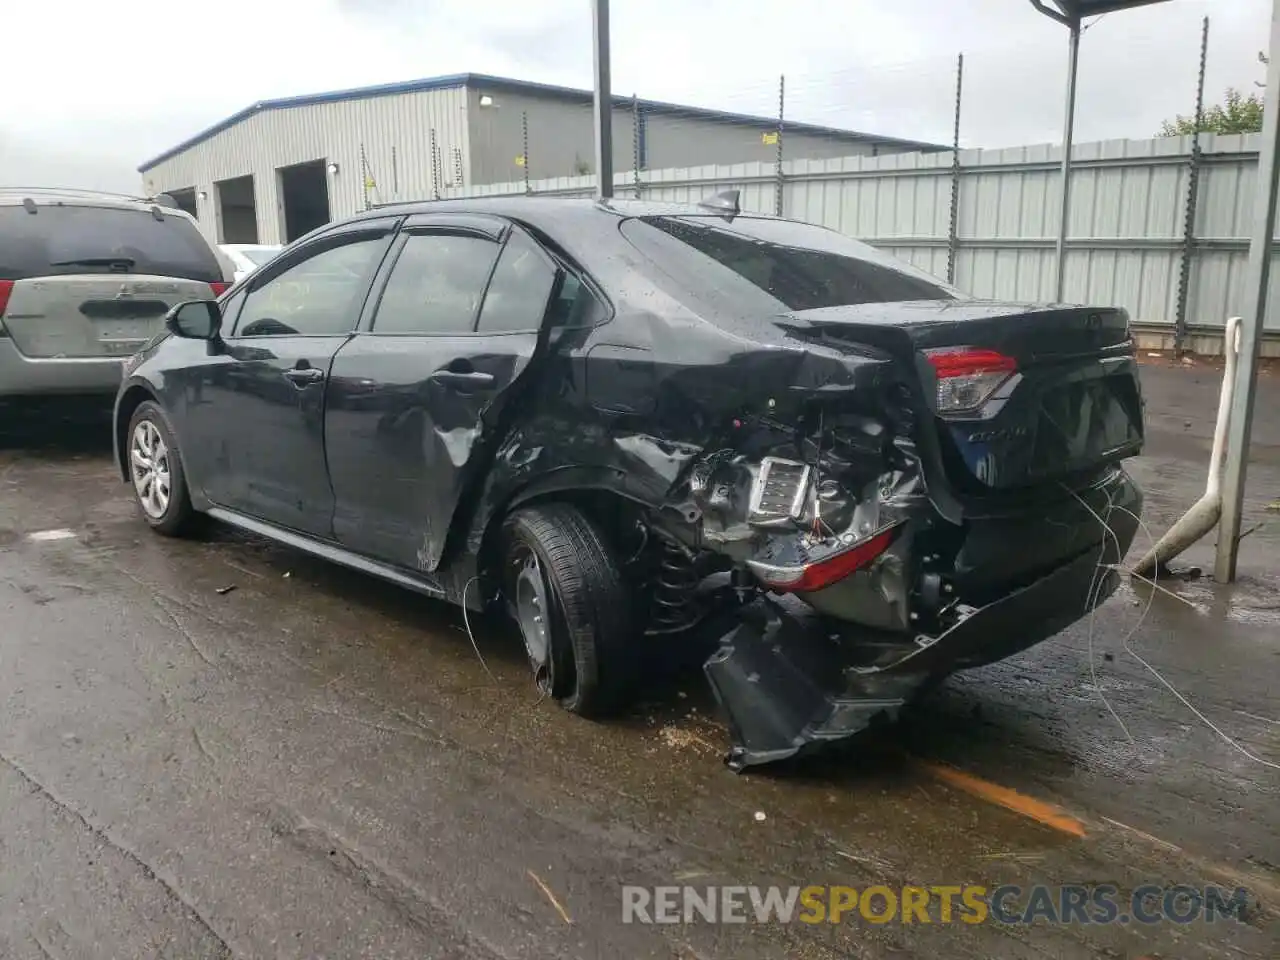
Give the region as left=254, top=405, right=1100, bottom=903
left=138, top=73, right=946, bottom=173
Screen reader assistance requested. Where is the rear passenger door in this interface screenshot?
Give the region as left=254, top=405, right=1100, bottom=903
left=325, top=215, right=560, bottom=572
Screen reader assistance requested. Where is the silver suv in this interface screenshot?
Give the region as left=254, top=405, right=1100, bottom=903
left=0, top=189, right=230, bottom=403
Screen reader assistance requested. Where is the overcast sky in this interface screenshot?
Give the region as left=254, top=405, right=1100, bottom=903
left=1, top=0, right=1269, bottom=193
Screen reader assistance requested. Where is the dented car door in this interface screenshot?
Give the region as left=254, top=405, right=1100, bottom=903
left=324, top=216, right=556, bottom=572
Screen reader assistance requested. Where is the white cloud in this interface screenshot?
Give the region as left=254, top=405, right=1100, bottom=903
left=0, top=0, right=1271, bottom=192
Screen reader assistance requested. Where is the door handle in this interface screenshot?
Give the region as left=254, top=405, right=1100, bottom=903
left=283, top=366, right=325, bottom=386
left=430, top=369, right=496, bottom=389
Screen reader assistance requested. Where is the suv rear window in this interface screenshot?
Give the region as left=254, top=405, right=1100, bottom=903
left=0, top=203, right=223, bottom=283
left=621, top=215, right=957, bottom=315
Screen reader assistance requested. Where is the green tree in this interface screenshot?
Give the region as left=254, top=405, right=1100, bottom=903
left=1159, top=51, right=1268, bottom=136
left=1159, top=88, right=1264, bottom=136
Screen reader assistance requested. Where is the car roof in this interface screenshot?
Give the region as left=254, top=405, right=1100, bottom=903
left=357, top=195, right=786, bottom=234
left=0, top=188, right=200, bottom=223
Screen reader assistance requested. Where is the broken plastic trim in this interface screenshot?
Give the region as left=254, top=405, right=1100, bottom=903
left=708, top=537, right=1132, bottom=772
left=745, top=522, right=903, bottom=593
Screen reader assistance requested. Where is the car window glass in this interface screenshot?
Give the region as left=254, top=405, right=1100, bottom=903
left=476, top=229, right=557, bottom=333
left=546, top=271, right=607, bottom=329
left=624, top=216, right=958, bottom=316
left=373, top=233, right=498, bottom=335
left=218, top=288, right=248, bottom=332
left=233, top=236, right=385, bottom=337
left=0, top=204, right=222, bottom=283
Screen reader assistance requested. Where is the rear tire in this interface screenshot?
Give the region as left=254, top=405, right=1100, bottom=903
left=502, top=503, right=636, bottom=717
left=127, top=401, right=198, bottom=537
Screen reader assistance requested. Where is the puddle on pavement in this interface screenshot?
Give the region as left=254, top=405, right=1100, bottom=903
left=26, top=528, right=78, bottom=542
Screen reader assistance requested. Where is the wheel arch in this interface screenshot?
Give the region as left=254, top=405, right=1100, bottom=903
left=473, top=468, right=650, bottom=590
left=114, top=381, right=159, bottom=482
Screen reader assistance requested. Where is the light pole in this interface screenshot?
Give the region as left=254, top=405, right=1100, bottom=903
left=592, top=0, right=613, bottom=199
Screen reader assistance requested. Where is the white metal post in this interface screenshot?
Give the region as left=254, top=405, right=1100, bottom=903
left=1214, top=0, right=1280, bottom=582
left=592, top=0, right=613, bottom=200
left=1054, top=16, right=1081, bottom=303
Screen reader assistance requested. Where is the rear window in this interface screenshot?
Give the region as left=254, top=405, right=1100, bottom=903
left=621, top=215, right=957, bottom=315
left=0, top=203, right=223, bottom=282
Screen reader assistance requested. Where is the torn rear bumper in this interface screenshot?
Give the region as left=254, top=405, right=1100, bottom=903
left=704, top=539, right=1129, bottom=771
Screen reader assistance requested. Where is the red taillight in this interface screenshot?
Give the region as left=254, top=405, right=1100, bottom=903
left=923, top=346, right=1018, bottom=415
left=208, top=281, right=229, bottom=297
left=925, top=347, right=1017, bottom=378
left=748, top=525, right=900, bottom=594
left=0, top=279, right=13, bottom=315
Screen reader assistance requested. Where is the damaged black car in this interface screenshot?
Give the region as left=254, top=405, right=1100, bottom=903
left=113, top=194, right=1144, bottom=769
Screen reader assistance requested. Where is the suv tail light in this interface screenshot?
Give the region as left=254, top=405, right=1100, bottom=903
left=747, top=525, right=900, bottom=594
left=924, top=346, right=1017, bottom=415
left=208, top=281, right=230, bottom=297
left=0, top=279, right=13, bottom=315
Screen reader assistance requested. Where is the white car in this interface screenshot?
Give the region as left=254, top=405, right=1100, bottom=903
left=1, top=188, right=230, bottom=402
left=219, top=243, right=281, bottom=283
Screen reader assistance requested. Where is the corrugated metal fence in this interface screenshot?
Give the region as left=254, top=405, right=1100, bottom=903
left=443, top=132, right=1277, bottom=337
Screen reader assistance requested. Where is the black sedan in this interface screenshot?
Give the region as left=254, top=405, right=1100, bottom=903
left=114, top=195, right=1144, bottom=768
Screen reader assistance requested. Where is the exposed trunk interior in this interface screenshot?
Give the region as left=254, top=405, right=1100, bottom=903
left=215, top=174, right=259, bottom=244
left=279, top=160, right=331, bottom=243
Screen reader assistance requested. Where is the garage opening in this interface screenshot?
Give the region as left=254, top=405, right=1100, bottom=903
left=214, top=174, right=259, bottom=244
left=278, top=160, right=331, bottom=242
left=166, top=187, right=198, bottom=219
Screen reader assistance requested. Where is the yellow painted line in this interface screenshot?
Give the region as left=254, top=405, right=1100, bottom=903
left=527, top=869, right=573, bottom=925
left=919, top=762, right=1088, bottom=839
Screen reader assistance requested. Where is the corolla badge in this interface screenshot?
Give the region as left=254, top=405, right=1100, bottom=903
left=966, top=426, right=1030, bottom=443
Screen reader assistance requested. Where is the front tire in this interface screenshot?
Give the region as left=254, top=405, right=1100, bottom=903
left=502, top=503, right=636, bottom=717
left=127, top=401, right=197, bottom=537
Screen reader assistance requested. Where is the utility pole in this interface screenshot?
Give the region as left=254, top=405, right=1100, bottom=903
left=1216, top=0, right=1280, bottom=582
left=1054, top=17, right=1081, bottom=302
left=592, top=0, right=613, bottom=199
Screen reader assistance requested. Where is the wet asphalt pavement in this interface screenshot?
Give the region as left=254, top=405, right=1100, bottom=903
left=1, top=364, right=1277, bottom=959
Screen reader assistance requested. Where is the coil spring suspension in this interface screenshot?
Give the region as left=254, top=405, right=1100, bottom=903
left=648, top=538, right=700, bottom=634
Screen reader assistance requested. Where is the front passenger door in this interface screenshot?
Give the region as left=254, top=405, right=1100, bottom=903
left=213, top=224, right=395, bottom=535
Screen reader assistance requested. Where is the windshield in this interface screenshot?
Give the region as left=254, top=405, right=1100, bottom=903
left=0, top=203, right=223, bottom=282
left=622, top=215, right=959, bottom=317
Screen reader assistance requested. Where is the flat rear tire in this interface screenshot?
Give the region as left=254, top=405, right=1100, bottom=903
left=502, top=503, right=636, bottom=717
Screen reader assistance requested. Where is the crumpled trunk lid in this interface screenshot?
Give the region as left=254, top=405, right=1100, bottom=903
left=778, top=300, right=1144, bottom=500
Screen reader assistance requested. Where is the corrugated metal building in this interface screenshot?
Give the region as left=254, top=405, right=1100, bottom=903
left=138, top=73, right=943, bottom=246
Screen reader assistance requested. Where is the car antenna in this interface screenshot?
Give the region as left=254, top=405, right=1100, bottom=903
left=697, top=189, right=740, bottom=220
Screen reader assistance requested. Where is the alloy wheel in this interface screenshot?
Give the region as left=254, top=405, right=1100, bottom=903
left=130, top=419, right=171, bottom=520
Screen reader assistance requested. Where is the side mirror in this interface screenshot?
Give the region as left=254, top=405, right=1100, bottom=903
left=165, top=300, right=221, bottom=340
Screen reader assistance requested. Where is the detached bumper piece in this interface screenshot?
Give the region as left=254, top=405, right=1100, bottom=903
left=704, top=547, right=1119, bottom=771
